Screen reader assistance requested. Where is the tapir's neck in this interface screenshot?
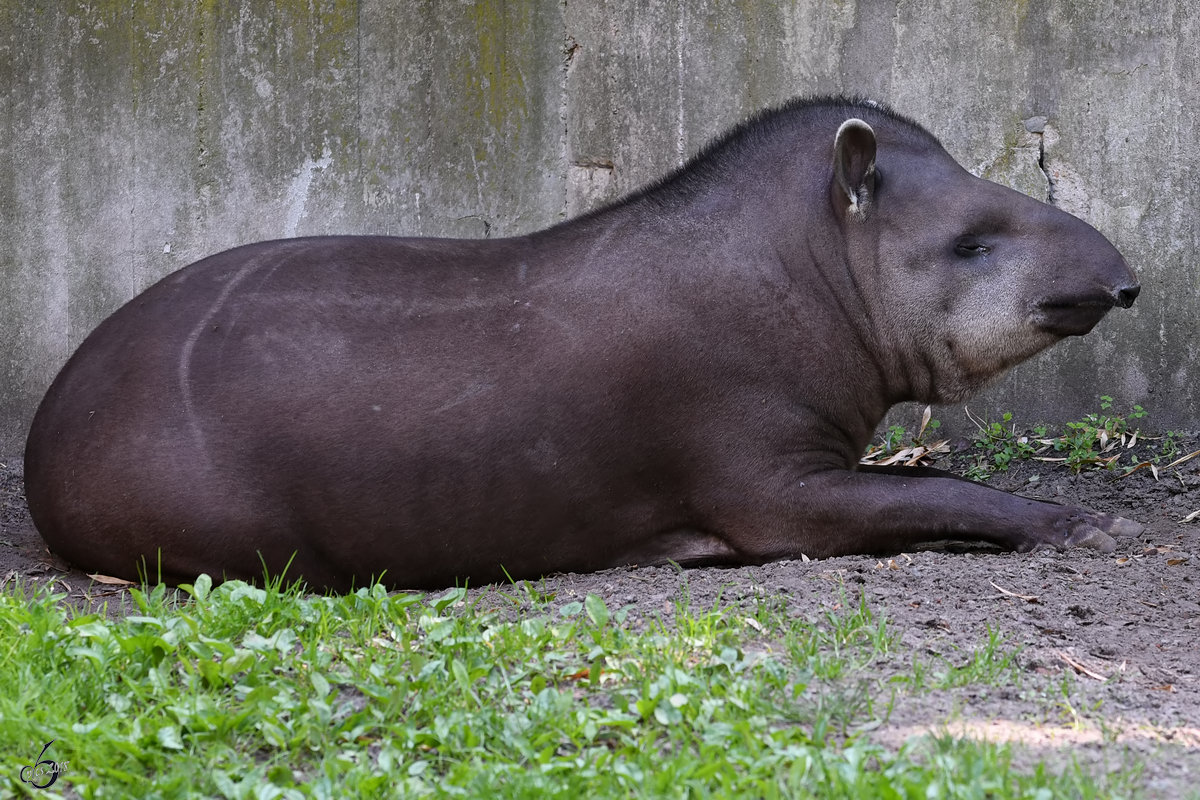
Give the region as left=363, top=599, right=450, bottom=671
left=674, top=169, right=904, bottom=461
left=792, top=196, right=953, bottom=412
left=789, top=225, right=900, bottom=449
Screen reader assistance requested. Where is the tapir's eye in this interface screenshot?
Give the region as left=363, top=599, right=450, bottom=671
left=954, top=236, right=992, bottom=258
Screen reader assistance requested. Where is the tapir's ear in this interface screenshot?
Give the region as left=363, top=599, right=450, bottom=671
left=833, top=118, right=877, bottom=218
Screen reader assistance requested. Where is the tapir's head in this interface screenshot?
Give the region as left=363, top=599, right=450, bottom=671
left=828, top=111, right=1139, bottom=404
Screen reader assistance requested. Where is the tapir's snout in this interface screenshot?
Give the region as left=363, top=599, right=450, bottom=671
left=1089, top=231, right=1139, bottom=310
left=1113, top=283, right=1140, bottom=309
left=1034, top=266, right=1138, bottom=337
left=1033, top=249, right=1139, bottom=337
left=1102, top=246, right=1139, bottom=309
left=1098, top=233, right=1140, bottom=308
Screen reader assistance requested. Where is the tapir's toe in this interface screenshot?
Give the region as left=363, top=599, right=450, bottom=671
left=1106, top=516, right=1144, bottom=539
left=1034, top=509, right=1140, bottom=554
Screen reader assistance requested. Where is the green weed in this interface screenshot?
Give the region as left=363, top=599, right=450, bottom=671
left=947, top=397, right=1157, bottom=480
left=963, top=411, right=1047, bottom=481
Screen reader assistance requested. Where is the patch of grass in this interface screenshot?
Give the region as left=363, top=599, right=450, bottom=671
left=901, top=626, right=1022, bottom=691
left=781, top=593, right=893, bottom=682
left=1154, top=430, right=1183, bottom=464
left=1052, top=395, right=1146, bottom=473
left=0, top=578, right=1137, bottom=798
left=882, top=423, right=909, bottom=454
left=861, top=406, right=949, bottom=467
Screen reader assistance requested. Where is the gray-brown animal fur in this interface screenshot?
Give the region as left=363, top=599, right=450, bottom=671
left=24, top=97, right=1141, bottom=591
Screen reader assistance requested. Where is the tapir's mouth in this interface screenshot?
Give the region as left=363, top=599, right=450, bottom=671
left=1033, top=295, right=1117, bottom=337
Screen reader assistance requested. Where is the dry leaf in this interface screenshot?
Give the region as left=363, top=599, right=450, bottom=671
left=1167, top=558, right=1187, bottom=566
left=88, top=573, right=135, bottom=586
left=877, top=449, right=913, bottom=466
left=918, top=405, right=932, bottom=439
left=1120, top=461, right=1153, bottom=478
left=907, top=442, right=949, bottom=466
left=1165, top=449, right=1200, bottom=469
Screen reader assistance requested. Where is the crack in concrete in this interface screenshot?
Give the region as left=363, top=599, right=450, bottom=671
left=570, top=158, right=613, bottom=170
left=558, top=24, right=579, bottom=223
left=1025, top=116, right=1056, bottom=206
left=454, top=214, right=492, bottom=238
left=1036, top=132, right=1056, bottom=206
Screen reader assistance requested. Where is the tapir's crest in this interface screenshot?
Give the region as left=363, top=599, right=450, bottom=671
left=24, top=96, right=1140, bottom=591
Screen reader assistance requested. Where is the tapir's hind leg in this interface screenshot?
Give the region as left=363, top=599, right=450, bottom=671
left=24, top=450, right=330, bottom=588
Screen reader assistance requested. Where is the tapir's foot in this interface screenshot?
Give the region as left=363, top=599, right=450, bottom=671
left=1063, top=524, right=1117, bottom=553
left=1020, top=509, right=1143, bottom=554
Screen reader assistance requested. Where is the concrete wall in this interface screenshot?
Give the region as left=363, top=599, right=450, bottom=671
left=2, top=0, right=1197, bottom=454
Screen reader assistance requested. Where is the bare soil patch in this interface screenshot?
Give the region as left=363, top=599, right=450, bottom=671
left=2, top=438, right=1198, bottom=795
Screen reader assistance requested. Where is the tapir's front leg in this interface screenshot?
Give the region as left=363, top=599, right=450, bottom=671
left=723, top=467, right=1141, bottom=561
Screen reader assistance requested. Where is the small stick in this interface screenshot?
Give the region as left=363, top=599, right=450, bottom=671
left=989, top=579, right=1039, bottom=602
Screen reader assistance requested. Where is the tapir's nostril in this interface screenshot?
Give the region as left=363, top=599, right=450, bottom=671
left=1115, top=284, right=1140, bottom=309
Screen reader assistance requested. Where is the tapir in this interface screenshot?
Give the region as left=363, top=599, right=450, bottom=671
left=24, top=96, right=1141, bottom=591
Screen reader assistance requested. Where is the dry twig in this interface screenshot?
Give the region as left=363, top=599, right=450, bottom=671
left=1057, top=651, right=1108, bottom=681
left=989, top=580, right=1039, bottom=602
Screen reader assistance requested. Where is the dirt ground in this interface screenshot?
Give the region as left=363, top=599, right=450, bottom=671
left=2, top=437, right=1198, bottom=796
